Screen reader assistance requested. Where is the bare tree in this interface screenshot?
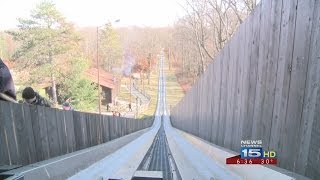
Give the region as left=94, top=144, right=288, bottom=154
left=169, top=0, right=257, bottom=90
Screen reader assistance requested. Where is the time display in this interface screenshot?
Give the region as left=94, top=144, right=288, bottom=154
left=226, top=155, right=277, bottom=165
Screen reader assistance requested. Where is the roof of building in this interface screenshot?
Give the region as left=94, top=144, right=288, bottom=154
left=85, top=68, right=117, bottom=89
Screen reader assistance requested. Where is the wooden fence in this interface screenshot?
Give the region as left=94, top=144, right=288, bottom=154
left=0, top=100, right=153, bottom=166
left=171, top=0, right=320, bottom=179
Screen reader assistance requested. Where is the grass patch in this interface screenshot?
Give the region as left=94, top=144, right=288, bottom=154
left=164, top=61, right=185, bottom=111
left=139, top=68, right=159, bottom=117
left=118, top=59, right=185, bottom=118
left=118, top=82, right=131, bottom=102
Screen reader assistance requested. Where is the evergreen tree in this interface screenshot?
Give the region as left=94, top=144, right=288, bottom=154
left=58, top=57, right=98, bottom=111
left=8, top=1, right=80, bottom=105
left=99, top=23, right=123, bottom=72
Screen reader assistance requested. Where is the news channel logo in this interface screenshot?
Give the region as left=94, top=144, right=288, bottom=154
left=226, top=140, right=277, bottom=165
left=240, top=140, right=276, bottom=159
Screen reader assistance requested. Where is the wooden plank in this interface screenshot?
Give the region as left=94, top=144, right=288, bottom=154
left=149, top=117, right=153, bottom=127
left=116, top=117, right=122, bottom=138
left=210, top=51, right=222, bottom=144
left=125, top=118, right=130, bottom=135
left=192, top=70, right=199, bottom=134
left=251, top=0, right=272, bottom=141
left=129, top=118, right=134, bottom=134
left=100, top=115, right=105, bottom=143
left=36, top=106, right=50, bottom=161
left=109, top=117, right=116, bottom=140
left=186, top=89, right=191, bottom=133
left=217, top=43, right=229, bottom=147
left=134, top=118, right=139, bottom=132
left=269, top=0, right=298, bottom=167
left=84, top=113, right=91, bottom=146
left=89, top=114, right=97, bottom=146
left=73, top=111, right=87, bottom=150
left=92, top=114, right=98, bottom=145
left=196, top=81, right=206, bottom=140
left=64, top=111, right=75, bottom=153
left=131, top=118, right=135, bottom=133
left=29, top=106, right=42, bottom=162
left=2, top=102, right=21, bottom=165
left=239, top=17, right=252, bottom=148
left=55, top=110, right=68, bottom=155
left=95, top=114, right=102, bottom=145
left=120, top=118, right=126, bottom=137
left=141, top=119, right=144, bottom=130
left=232, top=22, right=245, bottom=151
left=138, top=118, right=142, bottom=131
left=98, top=115, right=104, bottom=144
left=0, top=101, right=10, bottom=165
left=113, top=117, right=118, bottom=138
left=124, top=118, right=128, bottom=135
left=44, top=108, right=60, bottom=158
left=80, top=112, right=89, bottom=148
left=203, top=67, right=213, bottom=142
left=101, top=115, right=110, bottom=142
left=117, top=117, right=122, bottom=138
left=192, top=87, right=199, bottom=137
left=305, top=88, right=320, bottom=178
left=283, top=0, right=316, bottom=171
left=194, top=87, right=199, bottom=136
left=224, top=30, right=239, bottom=149
left=244, top=5, right=261, bottom=140
left=197, top=73, right=206, bottom=140
left=240, top=14, right=254, bottom=142
left=72, top=111, right=80, bottom=150
left=239, top=12, right=253, bottom=143
left=11, top=103, right=32, bottom=165
left=21, top=104, right=37, bottom=164
left=296, top=0, right=320, bottom=174
left=134, top=118, right=138, bottom=132
left=259, top=0, right=283, bottom=150
left=88, top=113, right=97, bottom=146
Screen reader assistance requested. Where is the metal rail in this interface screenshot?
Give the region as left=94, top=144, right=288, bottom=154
left=137, top=117, right=181, bottom=180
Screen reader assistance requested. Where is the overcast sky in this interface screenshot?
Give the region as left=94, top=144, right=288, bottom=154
left=0, top=0, right=186, bottom=30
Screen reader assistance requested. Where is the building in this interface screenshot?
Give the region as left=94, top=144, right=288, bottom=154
left=41, top=68, right=119, bottom=106
left=85, top=68, right=120, bottom=105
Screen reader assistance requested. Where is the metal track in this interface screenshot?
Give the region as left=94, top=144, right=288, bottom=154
left=137, top=117, right=180, bottom=180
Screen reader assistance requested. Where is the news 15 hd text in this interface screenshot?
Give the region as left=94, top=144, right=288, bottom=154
left=225, top=140, right=278, bottom=165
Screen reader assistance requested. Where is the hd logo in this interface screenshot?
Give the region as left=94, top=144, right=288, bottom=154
left=240, top=147, right=277, bottom=159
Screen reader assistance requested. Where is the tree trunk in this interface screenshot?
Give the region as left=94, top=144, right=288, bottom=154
left=168, top=48, right=171, bottom=70
left=142, top=72, right=145, bottom=93
left=51, top=72, right=57, bottom=106
left=181, top=44, right=184, bottom=74
left=196, top=40, right=205, bottom=74
left=49, top=51, right=57, bottom=106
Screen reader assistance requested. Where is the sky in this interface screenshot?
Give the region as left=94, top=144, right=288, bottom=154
left=0, top=0, right=186, bottom=30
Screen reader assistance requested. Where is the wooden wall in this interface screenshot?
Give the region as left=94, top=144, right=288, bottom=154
left=171, top=0, right=320, bottom=178
left=0, top=101, right=153, bottom=166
